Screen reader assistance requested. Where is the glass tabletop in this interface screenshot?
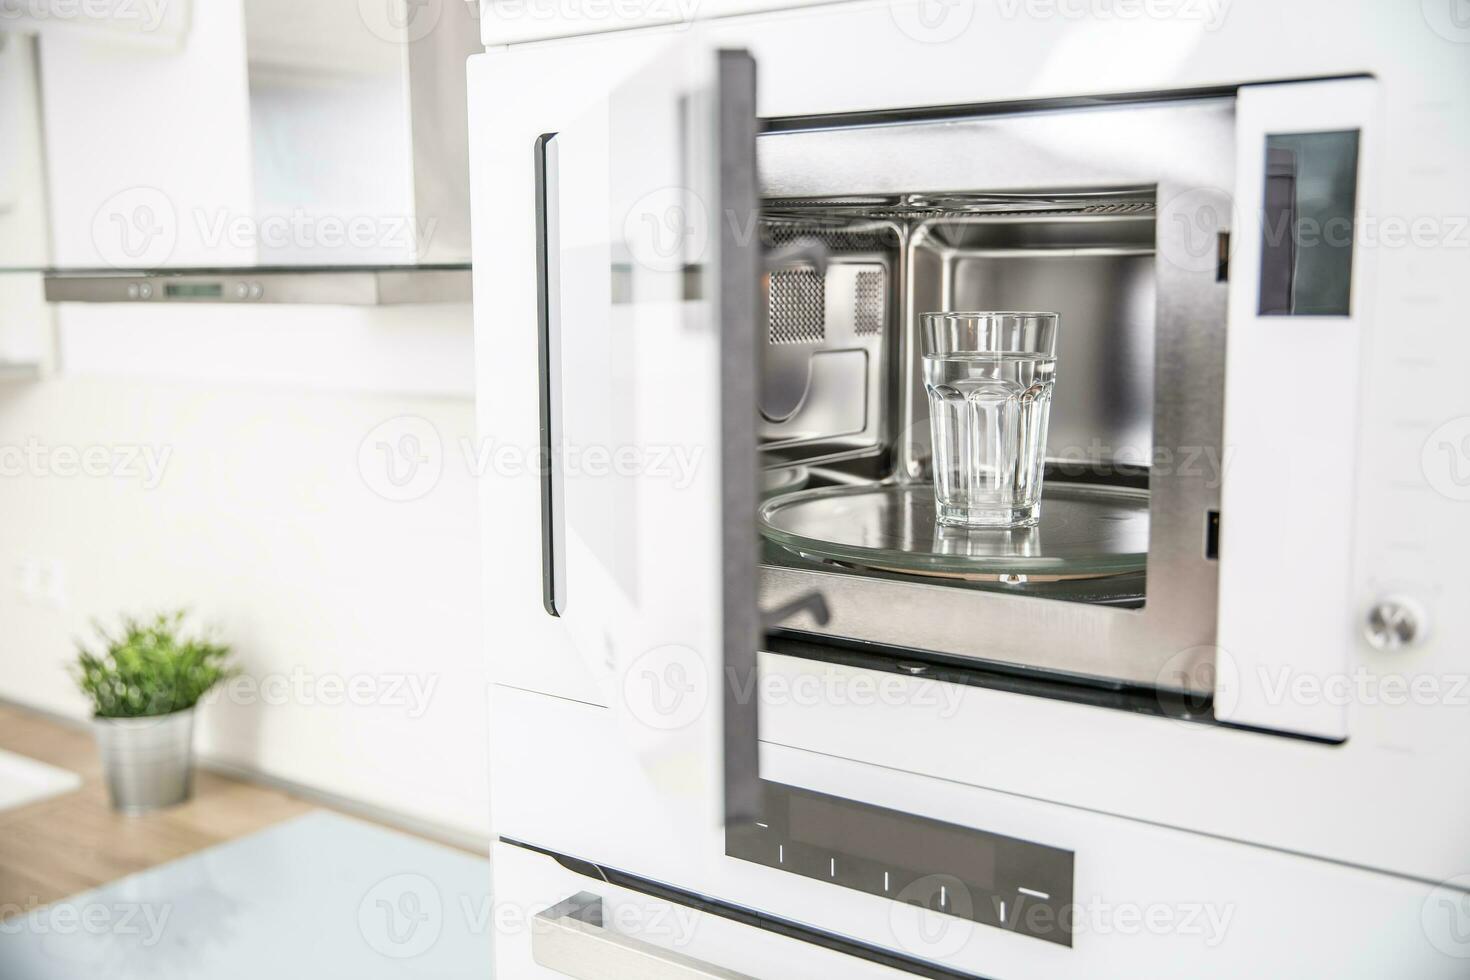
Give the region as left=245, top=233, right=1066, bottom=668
left=759, top=481, right=1149, bottom=580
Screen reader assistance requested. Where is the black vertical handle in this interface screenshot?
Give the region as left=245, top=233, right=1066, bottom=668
left=535, top=133, right=566, bottom=617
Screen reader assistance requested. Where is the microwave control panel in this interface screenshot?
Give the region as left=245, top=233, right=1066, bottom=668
left=727, top=781, right=1076, bottom=947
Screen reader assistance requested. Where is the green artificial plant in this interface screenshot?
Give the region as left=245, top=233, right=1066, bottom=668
left=74, top=611, right=235, bottom=719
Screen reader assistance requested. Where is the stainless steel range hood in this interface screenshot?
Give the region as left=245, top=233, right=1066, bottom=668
left=43, top=265, right=471, bottom=305
left=41, top=0, right=480, bottom=305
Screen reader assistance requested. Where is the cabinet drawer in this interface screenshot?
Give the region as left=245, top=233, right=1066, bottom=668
left=494, top=842, right=912, bottom=979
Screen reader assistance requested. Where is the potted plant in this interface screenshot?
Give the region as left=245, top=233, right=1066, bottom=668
left=73, top=611, right=234, bottom=813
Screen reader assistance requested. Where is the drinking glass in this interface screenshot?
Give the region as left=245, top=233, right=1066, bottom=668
left=922, top=312, right=1059, bottom=527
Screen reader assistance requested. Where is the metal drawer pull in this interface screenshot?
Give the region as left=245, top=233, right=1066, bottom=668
left=533, top=892, right=757, bottom=979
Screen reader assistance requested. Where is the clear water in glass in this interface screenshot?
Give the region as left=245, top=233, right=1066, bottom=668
left=924, top=350, right=1057, bottom=527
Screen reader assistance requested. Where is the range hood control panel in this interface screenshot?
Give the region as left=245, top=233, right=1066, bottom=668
left=42, top=267, right=471, bottom=306
left=116, top=280, right=257, bottom=301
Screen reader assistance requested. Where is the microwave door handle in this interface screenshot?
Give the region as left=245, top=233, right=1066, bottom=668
left=534, top=892, right=755, bottom=979
left=761, top=591, right=831, bottom=632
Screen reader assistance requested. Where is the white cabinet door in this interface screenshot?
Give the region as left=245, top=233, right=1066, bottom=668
left=474, top=37, right=763, bottom=829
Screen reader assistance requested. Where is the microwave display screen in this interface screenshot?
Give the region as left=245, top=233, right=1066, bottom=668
left=1258, top=129, right=1360, bottom=316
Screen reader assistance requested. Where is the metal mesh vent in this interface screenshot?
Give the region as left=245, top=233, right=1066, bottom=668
left=854, top=270, right=885, bottom=335
left=763, top=221, right=898, bottom=251
left=1078, top=202, right=1155, bottom=215
left=769, top=269, right=825, bottom=344
left=763, top=193, right=1156, bottom=223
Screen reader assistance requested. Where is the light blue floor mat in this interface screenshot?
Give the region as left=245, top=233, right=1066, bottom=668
left=0, top=811, right=492, bottom=979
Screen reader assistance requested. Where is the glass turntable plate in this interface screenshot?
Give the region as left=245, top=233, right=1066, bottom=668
left=759, top=482, right=1148, bottom=581
left=762, top=465, right=811, bottom=498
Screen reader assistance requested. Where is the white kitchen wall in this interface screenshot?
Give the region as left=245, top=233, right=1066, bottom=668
left=0, top=0, right=491, bottom=843
left=0, top=359, right=489, bottom=841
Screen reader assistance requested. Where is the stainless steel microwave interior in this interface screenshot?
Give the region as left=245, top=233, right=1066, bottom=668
left=754, top=98, right=1235, bottom=692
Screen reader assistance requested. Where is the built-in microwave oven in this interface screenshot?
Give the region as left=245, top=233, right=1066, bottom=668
left=471, top=4, right=1467, bottom=974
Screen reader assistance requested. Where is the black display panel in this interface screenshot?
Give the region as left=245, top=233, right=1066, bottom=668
left=164, top=282, right=224, bottom=298
left=728, top=780, right=1075, bottom=947
left=1258, top=129, right=1360, bottom=316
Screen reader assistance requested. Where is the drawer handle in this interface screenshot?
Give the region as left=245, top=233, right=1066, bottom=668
left=532, top=892, right=756, bottom=979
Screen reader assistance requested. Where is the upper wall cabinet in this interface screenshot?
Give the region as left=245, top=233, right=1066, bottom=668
left=0, top=33, right=49, bottom=269
left=36, top=0, right=480, bottom=271
left=0, top=0, right=192, bottom=47
left=476, top=0, right=835, bottom=46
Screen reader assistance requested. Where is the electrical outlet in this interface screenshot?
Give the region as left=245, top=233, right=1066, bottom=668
left=15, top=559, right=40, bottom=604
left=40, top=558, right=65, bottom=608
left=14, top=558, right=65, bottom=608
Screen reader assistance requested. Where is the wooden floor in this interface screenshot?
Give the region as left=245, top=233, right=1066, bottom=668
left=0, top=704, right=317, bottom=916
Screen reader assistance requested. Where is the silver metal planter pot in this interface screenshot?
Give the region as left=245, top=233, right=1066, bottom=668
left=93, top=708, right=196, bottom=813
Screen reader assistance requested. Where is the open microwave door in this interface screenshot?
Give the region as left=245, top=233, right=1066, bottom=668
left=540, top=45, right=762, bottom=830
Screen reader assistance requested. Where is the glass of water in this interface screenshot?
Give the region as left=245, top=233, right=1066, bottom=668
left=922, top=312, right=1059, bottom=528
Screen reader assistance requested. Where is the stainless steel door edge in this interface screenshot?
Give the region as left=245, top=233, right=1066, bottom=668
left=717, top=48, right=765, bottom=827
